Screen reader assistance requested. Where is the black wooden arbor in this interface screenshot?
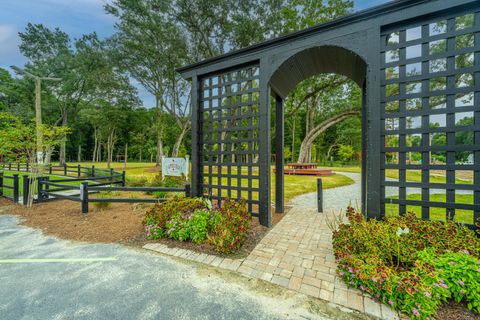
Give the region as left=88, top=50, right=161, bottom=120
left=178, top=0, right=480, bottom=228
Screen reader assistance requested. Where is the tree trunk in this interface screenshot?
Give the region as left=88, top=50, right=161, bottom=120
left=92, top=128, right=97, bottom=162
left=156, top=135, right=163, bottom=165
left=59, top=113, right=68, bottom=165
left=297, top=111, right=359, bottom=163
left=107, top=129, right=116, bottom=169
left=77, top=144, right=81, bottom=162
left=97, top=143, right=102, bottom=162
left=172, top=122, right=190, bottom=157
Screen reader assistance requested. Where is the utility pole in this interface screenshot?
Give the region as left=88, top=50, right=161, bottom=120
left=11, top=66, right=61, bottom=163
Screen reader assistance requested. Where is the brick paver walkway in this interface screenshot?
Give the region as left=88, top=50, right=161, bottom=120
left=144, top=205, right=401, bottom=319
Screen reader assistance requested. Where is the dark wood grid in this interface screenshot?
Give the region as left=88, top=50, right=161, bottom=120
left=199, top=64, right=261, bottom=216
left=380, top=9, right=480, bottom=228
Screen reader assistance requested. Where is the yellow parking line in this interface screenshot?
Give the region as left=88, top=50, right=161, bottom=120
left=0, top=257, right=117, bottom=263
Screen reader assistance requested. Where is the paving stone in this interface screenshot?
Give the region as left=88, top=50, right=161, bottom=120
left=321, top=280, right=334, bottom=292
left=315, top=271, right=335, bottom=283
left=271, top=275, right=290, bottom=287
left=347, top=291, right=364, bottom=312
left=381, top=304, right=400, bottom=320
left=302, top=276, right=321, bottom=288
left=319, top=289, right=333, bottom=301
left=288, top=276, right=302, bottom=291
left=292, top=266, right=305, bottom=278
left=237, top=265, right=254, bottom=276
left=203, top=255, right=216, bottom=265
left=210, top=256, right=223, bottom=267
left=333, top=289, right=348, bottom=307
left=364, top=297, right=382, bottom=319
left=299, top=284, right=320, bottom=298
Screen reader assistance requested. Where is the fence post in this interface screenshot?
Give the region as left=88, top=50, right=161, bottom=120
left=77, top=164, right=81, bottom=177
left=317, top=178, right=323, bottom=213
left=13, top=174, right=19, bottom=203
left=110, top=168, right=114, bottom=176
left=17, top=163, right=20, bottom=171
left=80, top=182, right=89, bottom=214
left=92, top=165, right=95, bottom=177
left=185, top=184, right=191, bottom=198
left=121, top=171, right=126, bottom=187
left=49, top=164, right=52, bottom=174
left=63, top=164, right=67, bottom=176
left=37, top=177, right=44, bottom=202
left=8, top=163, right=11, bottom=170
left=0, top=172, right=3, bottom=197
left=26, top=162, right=29, bottom=172
left=23, top=175, right=29, bottom=205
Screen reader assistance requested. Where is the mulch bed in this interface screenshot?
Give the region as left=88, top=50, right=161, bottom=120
left=0, top=197, right=286, bottom=259
left=436, top=300, right=479, bottom=320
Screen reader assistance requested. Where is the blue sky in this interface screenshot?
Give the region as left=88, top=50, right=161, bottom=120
left=0, top=0, right=389, bottom=107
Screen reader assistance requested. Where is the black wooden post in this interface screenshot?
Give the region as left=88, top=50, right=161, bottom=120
left=257, top=60, right=271, bottom=227
left=12, top=174, right=19, bottom=203
left=121, top=171, right=126, bottom=187
left=317, top=178, right=323, bottom=213
left=22, top=175, right=29, bottom=205
left=8, top=163, right=11, bottom=170
left=190, top=75, right=201, bottom=197
left=0, top=172, right=3, bottom=197
left=49, top=164, right=52, bottom=174
left=77, top=164, right=81, bottom=177
left=63, top=164, right=67, bottom=176
left=17, top=163, right=20, bottom=171
left=275, top=94, right=284, bottom=213
left=43, top=176, right=50, bottom=200
left=91, top=165, right=95, bottom=177
left=37, top=177, right=44, bottom=202
left=185, top=184, right=191, bottom=198
left=80, top=182, right=89, bottom=214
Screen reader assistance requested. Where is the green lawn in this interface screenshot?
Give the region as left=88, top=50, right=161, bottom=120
left=386, top=193, right=474, bottom=224
left=3, top=163, right=355, bottom=204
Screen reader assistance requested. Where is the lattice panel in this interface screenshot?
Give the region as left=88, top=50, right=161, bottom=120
left=200, top=65, right=261, bottom=215
left=380, top=10, right=480, bottom=227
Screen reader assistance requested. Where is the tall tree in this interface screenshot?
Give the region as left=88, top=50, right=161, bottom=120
left=106, top=0, right=189, bottom=161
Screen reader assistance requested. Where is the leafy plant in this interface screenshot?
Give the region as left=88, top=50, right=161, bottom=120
left=333, top=206, right=480, bottom=319
left=419, top=250, right=480, bottom=314
left=143, top=197, right=250, bottom=253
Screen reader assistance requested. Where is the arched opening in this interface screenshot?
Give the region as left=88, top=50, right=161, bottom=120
left=269, top=45, right=368, bottom=215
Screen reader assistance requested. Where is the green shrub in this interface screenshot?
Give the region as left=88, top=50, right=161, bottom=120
left=143, top=197, right=205, bottom=239
left=143, top=197, right=251, bottom=253
left=419, top=250, right=480, bottom=314
left=333, top=207, right=480, bottom=319
left=208, top=198, right=251, bottom=254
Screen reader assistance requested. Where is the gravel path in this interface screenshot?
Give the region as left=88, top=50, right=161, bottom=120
left=290, top=172, right=362, bottom=212
left=290, top=171, right=472, bottom=211
left=0, top=215, right=341, bottom=320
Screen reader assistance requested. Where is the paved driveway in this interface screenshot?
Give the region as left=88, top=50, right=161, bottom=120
left=0, top=215, right=342, bottom=320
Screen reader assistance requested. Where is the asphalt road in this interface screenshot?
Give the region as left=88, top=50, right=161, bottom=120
left=0, top=215, right=345, bottom=320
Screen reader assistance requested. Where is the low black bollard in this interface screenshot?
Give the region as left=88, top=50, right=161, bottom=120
left=12, top=174, right=19, bottom=203
left=317, top=178, right=323, bottom=213
left=23, top=175, right=30, bottom=205
left=80, top=182, right=89, bottom=214
left=185, top=184, right=191, bottom=198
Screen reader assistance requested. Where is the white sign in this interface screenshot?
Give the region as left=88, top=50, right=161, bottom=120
left=162, top=156, right=189, bottom=180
